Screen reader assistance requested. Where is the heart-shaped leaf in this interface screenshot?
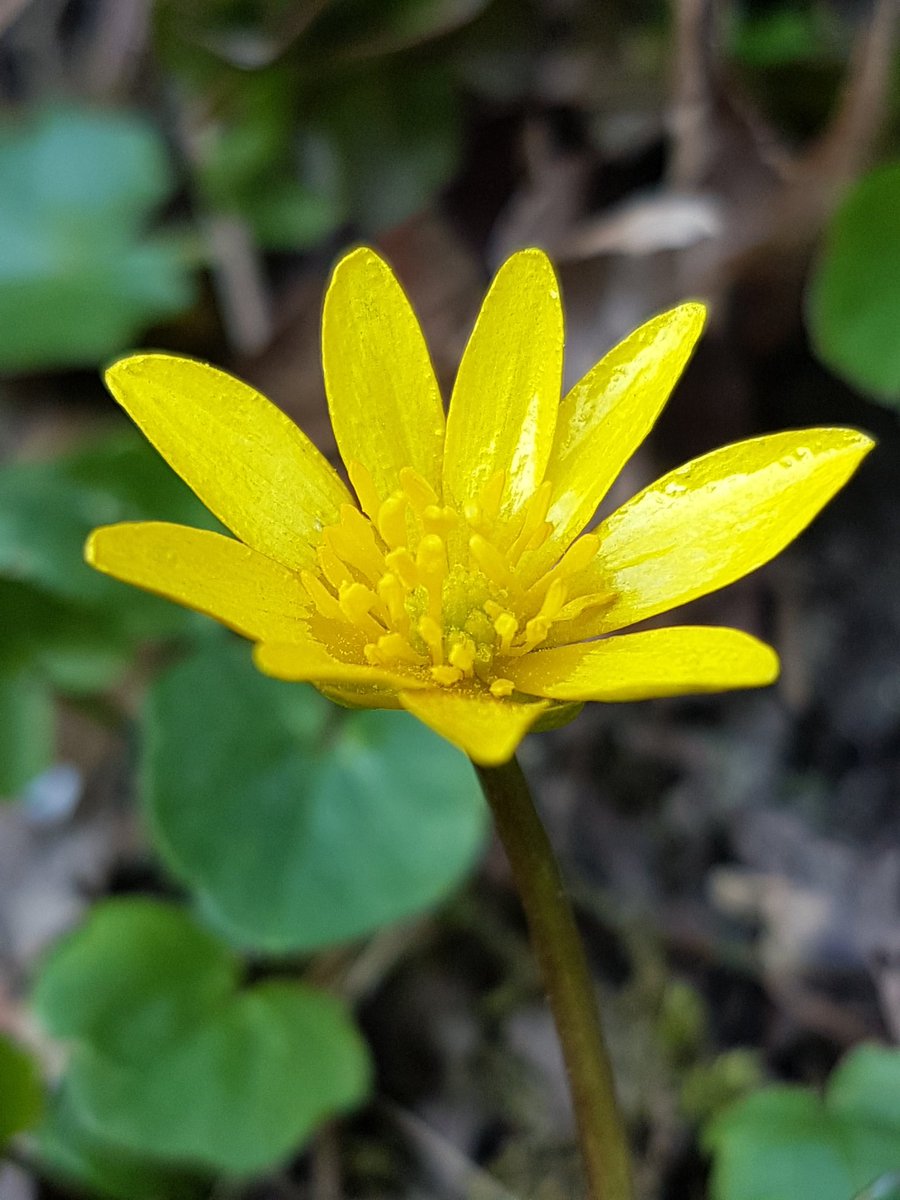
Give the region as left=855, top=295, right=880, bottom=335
left=36, top=1084, right=207, bottom=1200
left=705, top=1045, right=900, bottom=1200
left=33, top=900, right=370, bottom=1174
left=0, top=1034, right=43, bottom=1148
left=0, top=667, right=54, bottom=797
left=0, top=106, right=195, bottom=372
left=807, top=162, right=900, bottom=405
left=143, top=640, right=487, bottom=952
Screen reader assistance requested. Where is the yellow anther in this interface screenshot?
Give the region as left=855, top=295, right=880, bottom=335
left=376, top=633, right=425, bottom=666
left=418, top=615, right=444, bottom=665
left=325, top=511, right=384, bottom=583
left=316, top=540, right=353, bottom=591
left=493, top=611, right=518, bottom=653
left=490, top=678, right=515, bottom=698
left=522, top=615, right=552, bottom=651
left=431, top=664, right=463, bottom=686
left=416, top=533, right=447, bottom=577
left=554, top=589, right=615, bottom=623
left=525, top=520, right=553, bottom=552
left=385, top=547, right=419, bottom=590
left=338, top=581, right=381, bottom=627
left=377, top=572, right=408, bottom=626
left=423, top=505, right=458, bottom=538
left=364, top=642, right=387, bottom=666
left=508, top=481, right=552, bottom=564
left=347, top=460, right=381, bottom=519
left=469, top=534, right=515, bottom=591
left=479, top=469, right=506, bottom=521
left=399, top=467, right=439, bottom=513
left=555, top=532, right=600, bottom=578
left=527, top=532, right=600, bottom=604
left=416, top=533, right=447, bottom=622
left=536, top=577, right=568, bottom=621
left=483, top=599, right=504, bottom=621
left=377, top=495, right=408, bottom=549
left=448, top=637, right=476, bottom=675
left=301, top=571, right=344, bottom=622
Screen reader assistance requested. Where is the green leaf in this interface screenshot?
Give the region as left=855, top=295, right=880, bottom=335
left=144, top=640, right=487, bottom=952
left=0, top=1034, right=43, bottom=1148
left=730, top=5, right=834, bottom=68
left=853, top=1175, right=900, bottom=1200
left=0, top=106, right=195, bottom=372
left=33, top=899, right=371, bottom=1174
left=807, top=162, right=900, bottom=404
left=36, top=1085, right=207, bottom=1200
left=318, top=63, right=460, bottom=233
left=705, top=1045, right=900, bottom=1200
left=307, top=0, right=492, bottom=57
left=0, top=432, right=219, bottom=694
left=0, top=668, right=54, bottom=797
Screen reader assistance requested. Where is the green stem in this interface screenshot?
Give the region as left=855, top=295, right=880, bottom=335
left=475, top=756, right=634, bottom=1200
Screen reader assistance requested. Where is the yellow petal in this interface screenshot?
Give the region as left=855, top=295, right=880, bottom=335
left=104, top=355, right=350, bottom=573
left=554, top=427, right=874, bottom=642
left=525, top=303, right=706, bottom=580
left=398, top=689, right=550, bottom=766
left=322, top=248, right=445, bottom=507
left=507, top=626, right=779, bottom=701
left=85, top=522, right=309, bottom=642
left=254, top=642, right=429, bottom=692
left=443, top=249, right=563, bottom=519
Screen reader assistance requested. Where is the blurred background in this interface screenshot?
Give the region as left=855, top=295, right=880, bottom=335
left=1, top=1, right=900, bottom=1198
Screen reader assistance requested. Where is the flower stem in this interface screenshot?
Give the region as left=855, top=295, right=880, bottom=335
left=475, top=756, right=634, bottom=1200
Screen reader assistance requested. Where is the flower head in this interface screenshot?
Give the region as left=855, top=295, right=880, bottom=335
left=86, top=248, right=872, bottom=765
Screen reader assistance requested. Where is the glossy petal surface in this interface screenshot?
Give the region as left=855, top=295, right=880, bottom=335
left=554, top=428, right=874, bottom=643
left=507, top=626, right=779, bottom=701
left=526, top=303, right=705, bottom=579
left=323, top=248, right=445, bottom=506
left=443, top=250, right=563, bottom=518
left=105, top=355, right=350, bottom=572
left=254, top=641, right=430, bottom=692
left=86, top=522, right=310, bottom=642
left=398, top=689, right=549, bottom=766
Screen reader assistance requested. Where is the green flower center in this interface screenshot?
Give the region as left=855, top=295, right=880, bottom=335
left=305, top=465, right=612, bottom=692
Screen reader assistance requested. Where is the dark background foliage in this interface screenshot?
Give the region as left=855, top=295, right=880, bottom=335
left=1, top=2, right=899, bottom=1197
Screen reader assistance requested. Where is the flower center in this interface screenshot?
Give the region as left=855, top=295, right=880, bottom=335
left=302, top=462, right=612, bottom=693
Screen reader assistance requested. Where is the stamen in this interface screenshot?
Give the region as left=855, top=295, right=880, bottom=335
left=325, top=510, right=384, bottom=583
left=374, top=632, right=425, bottom=666
left=418, top=615, right=444, bottom=665
left=448, top=637, right=476, bottom=675
left=422, top=505, right=458, bottom=538
left=347, top=460, right=381, bottom=519
left=301, top=570, right=344, bottom=622
left=470, top=534, right=516, bottom=591
left=507, top=481, right=552, bottom=565
left=310, top=478, right=612, bottom=694
left=384, top=547, right=418, bottom=590
left=338, top=582, right=385, bottom=638
left=317, top=541, right=353, bottom=591
left=526, top=532, right=600, bottom=610
left=479, top=469, right=506, bottom=522
left=431, top=664, right=463, bottom=685
left=399, top=467, right=439, bottom=513
left=493, top=611, right=518, bottom=654
left=416, top=533, right=447, bottom=623
left=377, top=572, right=409, bottom=628
left=377, top=495, right=409, bottom=549
left=553, top=589, right=616, bottom=623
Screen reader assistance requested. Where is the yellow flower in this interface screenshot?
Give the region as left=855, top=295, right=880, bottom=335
left=86, top=248, right=872, bottom=766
